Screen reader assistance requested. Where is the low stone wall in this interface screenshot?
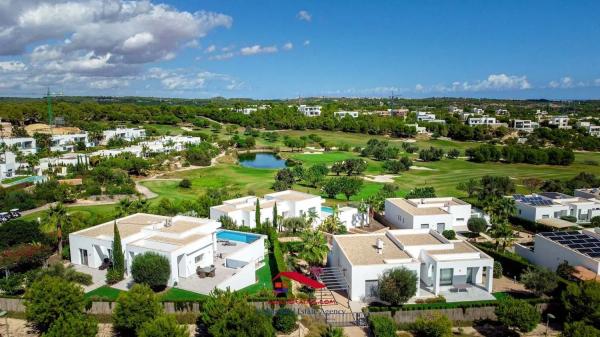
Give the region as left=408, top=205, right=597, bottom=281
left=0, top=297, right=25, bottom=312
left=369, top=303, right=550, bottom=324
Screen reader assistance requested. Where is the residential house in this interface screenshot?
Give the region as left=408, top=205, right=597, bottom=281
left=467, top=116, right=505, bottom=127
left=512, top=119, right=539, bottom=133
left=210, top=190, right=324, bottom=229
left=515, top=228, right=600, bottom=279
left=334, top=111, right=359, bottom=118
left=327, top=229, right=494, bottom=302
left=513, top=192, right=600, bottom=223
left=69, top=213, right=267, bottom=293
left=0, top=137, right=37, bottom=155
left=549, top=115, right=571, bottom=129
left=0, top=151, right=18, bottom=181
left=298, top=105, right=322, bottom=117
left=102, top=127, right=146, bottom=145
left=37, top=153, right=89, bottom=176
left=495, top=109, right=509, bottom=116
left=448, top=106, right=463, bottom=114
left=236, top=107, right=257, bottom=115
left=472, top=108, right=485, bottom=114
left=416, top=111, right=437, bottom=122
left=51, top=133, right=93, bottom=152
left=576, top=121, right=600, bottom=137
left=384, top=197, right=472, bottom=232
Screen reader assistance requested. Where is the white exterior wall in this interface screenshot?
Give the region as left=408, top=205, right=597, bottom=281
left=217, top=263, right=256, bottom=291
left=0, top=137, right=37, bottom=155
left=0, top=152, right=17, bottom=180
left=384, top=199, right=466, bottom=232
left=50, top=134, right=92, bottom=152
left=516, top=236, right=600, bottom=275
left=338, top=207, right=364, bottom=229
left=349, top=263, right=420, bottom=302
left=515, top=203, right=569, bottom=222
left=102, top=128, right=146, bottom=144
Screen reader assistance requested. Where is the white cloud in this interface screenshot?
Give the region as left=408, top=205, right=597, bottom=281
left=548, top=76, right=577, bottom=89
left=415, top=84, right=424, bottom=92
left=205, top=44, right=216, bottom=53
left=0, top=61, right=27, bottom=73
left=240, top=44, right=278, bottom=56
left=424, top=74, right=532, bottom=93
left=297, top=10, right=312, bottom=22
left=303, top=40, right=310, bottom=46
left=88, top=78, right=130, bottom=89
left=282, top=42, right=293, bottom=51
left=208, top=52, right=234, bottom=61
left=148, top=67, right=242, bottom=91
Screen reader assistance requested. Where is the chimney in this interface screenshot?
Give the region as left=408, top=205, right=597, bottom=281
left=376, top=238, right=384, bottom=254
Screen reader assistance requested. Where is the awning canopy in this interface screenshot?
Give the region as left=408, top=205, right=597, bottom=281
left=537, top=218, right=581, bottom=229
left=273, top=271, right=326, bottom=289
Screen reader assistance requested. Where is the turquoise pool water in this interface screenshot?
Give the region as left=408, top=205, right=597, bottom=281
left=217, top=230, right=260, bottom=243
left=321, top=206, right=334, bottom=214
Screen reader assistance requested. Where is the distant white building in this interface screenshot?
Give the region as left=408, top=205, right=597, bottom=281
left=576, top=121, right=600, bottom=137
left=495, top=109, right=509, bottom=116
left=237, top=108, right=257, bottom=115
left=328, top=229, right=494, bottom=301
left=210, top=190, right=325, bottom=229
left=298, top=105, right=322, bottom=117
left=102, top=127, right=146, bottom=145
left=515, top=228, right=600, bottom=278
left=416, top=111, right=437, bottom=122
left=512, top=119, right=539, bottom=133
left=51, top=133, right=93, bottom=152
left=69, top=213, right=267, bottom=293
left=37, top=153, right=89, bottom=176
left=448, top=106, right=463, bottom=114
left=141, top=136, right=202, bottom=154
left=334, top=111, right=359, bottom=118
left=0, top=151, right=18, bottom=181
left=406, top=124, right=427, bottom=134
left=549, top=115, right=570, bottom=129
left=0, top=137, right=37, bottom=155
left=472, top=108, right=485, bottom=114
left=384, top=197, right=472, bottom=232
left=513, top=192, right=600, bottom=224
left=467, top=116, right=501, bottom=127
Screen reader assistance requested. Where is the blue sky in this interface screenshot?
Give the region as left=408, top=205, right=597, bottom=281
left=0, top=0, right=599, bottom=99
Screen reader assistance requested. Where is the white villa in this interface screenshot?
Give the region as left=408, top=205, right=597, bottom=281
left=51, top=133, right=93, bottom=152
left=69, top=213, right=267, bottom=293
left=549, top=115, right=571, bottom=129
left=416, top=111, right=436, bottom=122
left=512, top=192, right=600, bottom=224
left=512, top=119, right=539, bottom=133
left=515, top=228, right=600, bottom=279
left=210, top=190, right=324, bottom=229
left=328, top=229, right=494, bottom=302
left=37, top=153, right=89, bottom=176
left=334, top=111, right=359, bottom=118
left=298, top=105, right=322, bottom=117
left=384, top=197, right=471, bottom=232
left=0, top=151, right=19, bottom=181
left=576, top=121, right=600, bottom=137
left=0, top=137, right=37, bottom=155
left=467, top=116, right=505, bottom=127
left=102, top=127, right=146, bottom=145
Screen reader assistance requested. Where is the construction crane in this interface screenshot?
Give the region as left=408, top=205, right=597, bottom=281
left=44, top=87, right=63, bottom=135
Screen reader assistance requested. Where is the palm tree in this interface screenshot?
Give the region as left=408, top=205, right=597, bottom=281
left=299, top=230, right=329, bottom=267
left=306, top=208, right=319, bottom=227
left=25, top=154, right=39, bottom=175
left=489, top=223, right=515, bottom=251
left=116, top=198, right=133, bottom=217
left=46, top=203, right=68, bottom=258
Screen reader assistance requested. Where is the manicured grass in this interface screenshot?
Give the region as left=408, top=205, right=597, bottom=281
left=85, top=285, right=124, bottom=301
left=282, top=151, right=384, bottom=175
left=147, top=123, right=184, bottom=135
left=1, top=175, right=31, bottom=184
left=159, top=287, right=207, bottom=301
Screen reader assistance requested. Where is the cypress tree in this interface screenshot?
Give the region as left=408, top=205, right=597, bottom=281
left=255, top=199, right=261, bottom=230
left=112, top=221, right=125, bottom=279
left=272, top=202, right=278, bottom=232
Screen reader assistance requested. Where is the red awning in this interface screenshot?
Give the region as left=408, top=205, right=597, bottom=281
left=273, top=271, right=326, bottom=289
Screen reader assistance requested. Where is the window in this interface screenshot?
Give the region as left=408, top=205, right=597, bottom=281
left=195, top=254, right=204, bottom=264
left=439, top=268, right=453, bottom=286
left=436, top=223, right=445, bottom=233
left=80, top=249, right=88, bottom=266
left=542, top=215, right=549, bottom=219
left=420, top=224, right=429, bottom=229
left=456, top=218, right=464, bottom=222
left=365, top=280, right=378, bottom=298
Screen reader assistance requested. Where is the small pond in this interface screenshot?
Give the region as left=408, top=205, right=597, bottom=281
left=238, top=152, right=288, bottom=169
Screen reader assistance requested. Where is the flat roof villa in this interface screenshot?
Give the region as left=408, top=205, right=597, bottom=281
left=210, top=190, right=325, bottom=229
left=328, top=229, right=494, bottom=302
left=512, top=192, right=600, bottom=224
left=515, top=228, right=600, bottom=280
left=69, top=213, right=267, bottom=294
left=384, top=197, right=471, bottom=232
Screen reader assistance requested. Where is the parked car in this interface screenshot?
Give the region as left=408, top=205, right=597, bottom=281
left=0, top=212, right=10, bottom=223
left=8, top=208, right=21, bottom=219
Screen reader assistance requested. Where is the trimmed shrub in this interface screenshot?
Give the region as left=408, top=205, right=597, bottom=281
left=44, top=313, right=98, bottom=337
left=495, top=298, right=540, bottom=333
left=113, top=284, right=163, bottom=335
left=560, top=215, right=578, bottom=223
left=272, top=308, right=297, bottom=333
left=377, top=267, right=418, bottom=305
left=493, top=261, right=503, bottom=279
left=138, top=315, right=189, bottom=337
left=178, top=179, right=192, bottom=188
left=409, top=313, right=452, bottom=337
left=467, top=217, right=487, bottom=234
left=131, top=252, right=171, bottom=291
left=441, top=230, right=455, bottom=240
left=368, top=315, right=397, bottom=337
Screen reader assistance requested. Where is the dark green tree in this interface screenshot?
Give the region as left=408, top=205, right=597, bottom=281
left=520, top=266, right=558, bottom=296
left=137, top=315, right=189, bottom=337
left=43, top=313, right=98, bottom=337
left=107, top=221, right=125, bottom=284
left=131, top=252, right=171, bottom=291
left=377, top=267, right=418, bottom=305
left=495, top=298, right=540, bottom=333
left=113, top=284, right=163, bottom=336
left=561, top=281, right=600, bottom=329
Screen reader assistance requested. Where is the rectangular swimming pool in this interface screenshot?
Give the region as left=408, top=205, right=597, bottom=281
left=217, top=230, right=260, bottom=244
left=321, top=206, right=334, bottom=214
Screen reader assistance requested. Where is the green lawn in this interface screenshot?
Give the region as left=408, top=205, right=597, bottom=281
left=159, top=287, right=207, bottom=301
left=22, top=204, right=118, bottom=233
left=238, top=255, right=274, bottom=296
left=85, top=285, right=124, bottom=301
left=1, top=175, right=31, bottom=184
left=282, top=151, right=383, bottom=175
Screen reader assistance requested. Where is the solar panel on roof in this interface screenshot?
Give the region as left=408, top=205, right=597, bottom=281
left=577, top=248, right=594, bottom=254
left=558, top=240, right=572, bottom=244
left=589, top=252, right=600, bottom=258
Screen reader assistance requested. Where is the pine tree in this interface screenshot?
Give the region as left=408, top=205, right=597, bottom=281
left=255, top=198, right=261, bottom=230
left=112, top=221, right=125, bottom=279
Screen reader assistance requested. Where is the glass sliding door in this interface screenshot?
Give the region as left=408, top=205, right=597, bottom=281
left=439, top=268, right=453, bottom=286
